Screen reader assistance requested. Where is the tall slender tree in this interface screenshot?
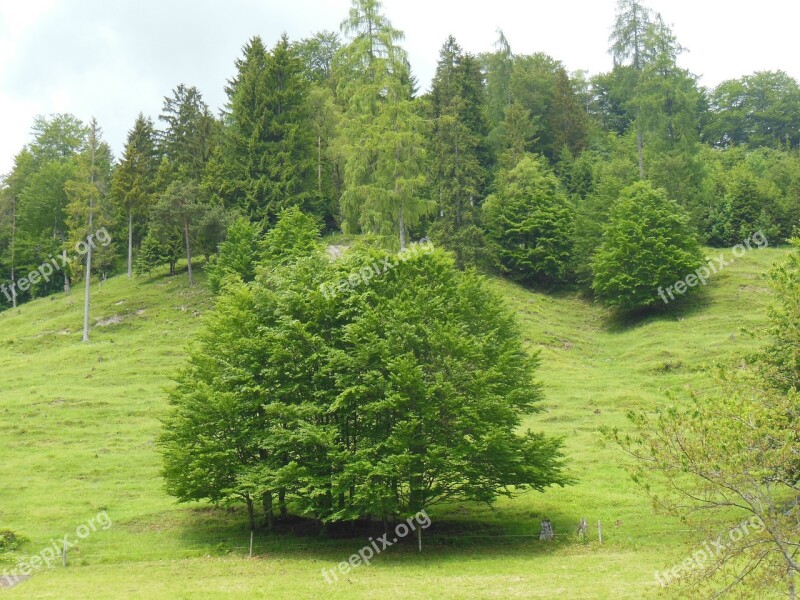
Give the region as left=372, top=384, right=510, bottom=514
left=112, top=114, right=159, bottom=278
left=65, top=118, right=113, bottom=342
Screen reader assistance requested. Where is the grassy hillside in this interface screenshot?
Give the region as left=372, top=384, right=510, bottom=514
left=0, top=246, right=788, bottom=599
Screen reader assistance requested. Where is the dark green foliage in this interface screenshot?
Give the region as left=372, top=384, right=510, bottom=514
left=592, top=181, right=704, bottom=311
left=705, top=71, right=800, bottom=149
left=483, top=156, right=574, bottom=283
left=159, top=84, right=217, bottom=182
left=208, top=36, right=316, bottom=222
left=425, top=36, right=492, bottom=268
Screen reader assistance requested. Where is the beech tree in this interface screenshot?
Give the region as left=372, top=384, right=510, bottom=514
left=161, top=210, right=570, bottom=530
left=592, top=181, right=704, bottom=312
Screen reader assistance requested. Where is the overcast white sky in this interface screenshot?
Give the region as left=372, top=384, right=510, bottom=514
left=1, top=0, right=798, bottom=175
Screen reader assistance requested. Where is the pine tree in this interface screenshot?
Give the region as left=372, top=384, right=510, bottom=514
left=426, top=36, right=491, bottom=267
left=208, top=36, right=315, bottom=222
left=159, top=84, right=217, bottom=182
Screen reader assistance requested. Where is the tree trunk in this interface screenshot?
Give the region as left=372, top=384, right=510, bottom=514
left=82, top=183, right=95, bottom=342
left=278, top=488, right=287, bottom=518
left=263, top=492, right=274, bottom=533
left=127, top=211, right=133, bottom=278
left=183, top=215, right=193, bottom=287
left=246, top=496, right=255, bottom=532
left=82, top=235, right=92, bottom=342
left=63, top=251, right=70, bottom=293
left=790, top=570, right=796, bottom=600
left=10, top=194, right=16, bottom=308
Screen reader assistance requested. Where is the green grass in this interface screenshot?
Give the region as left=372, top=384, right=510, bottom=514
left=0, top=246, right=789, bottom=598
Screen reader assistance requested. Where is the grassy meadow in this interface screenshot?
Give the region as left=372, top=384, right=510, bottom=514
left=0, top=244, right=789, bottom=599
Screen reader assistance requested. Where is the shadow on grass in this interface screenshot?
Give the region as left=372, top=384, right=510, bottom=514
left=119, top=506, right=582, bottom=563
left=601, top=286, right=714, bottom=333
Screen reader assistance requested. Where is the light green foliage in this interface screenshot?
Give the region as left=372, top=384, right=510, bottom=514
left=592, top=181, right=704, bottom=311
left=483, top=155, right=574, bottom=283
left=756, top=239, right=800, bottom=392
left=161, top=242, right=569, bottom=525
left=259, top=206, right=322, bottom=267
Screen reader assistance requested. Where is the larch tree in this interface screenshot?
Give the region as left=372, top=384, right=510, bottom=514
left=64, top=118, right=113, bottom=342
left=112, top=114, right=159, bottom=278
left=337, top=0, right=431, bottom=249
left=609, top=0, right=654, bottom=178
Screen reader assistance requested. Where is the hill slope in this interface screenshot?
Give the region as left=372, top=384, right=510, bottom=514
left=0, top=247, right=787, bottom=599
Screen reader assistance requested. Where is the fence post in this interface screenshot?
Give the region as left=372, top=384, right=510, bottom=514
left=598, top=520, right=603, bottom=544
left=62, top=540, right=67, bottom=567
left=249, top=530, right=254, bottom=558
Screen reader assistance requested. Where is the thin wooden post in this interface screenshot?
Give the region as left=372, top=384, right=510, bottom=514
left=598, top=520, right=603, bottom=544
left=417, top=526, right=422, bottom=552
left=249, top=530, right=254, bottom=558
left=62, top=540, right=67, bottom=567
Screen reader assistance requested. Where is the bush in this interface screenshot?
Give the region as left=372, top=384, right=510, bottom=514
left=207, top=217, right=263, bottom=293
left=0, top=530, right=24, bottom=552
left=592, top=181, right=704, bottom=312
left=483, top=155, right=574, bottom=284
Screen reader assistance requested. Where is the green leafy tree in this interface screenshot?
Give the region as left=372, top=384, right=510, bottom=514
left=207, top=217, right=263, bottom=293
left=150, top=181, right=212, bottom=287
left=483, top=155, right=574, bottom=283
left=592, top=181, right=704, bottom=311
left=259, top=206, right=321, bottom=267
left=755, top=239, right=800, bottom=392
left=161, top=241, right=570, bottom=530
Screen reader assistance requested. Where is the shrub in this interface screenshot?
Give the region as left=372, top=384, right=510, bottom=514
left=592, top=181, right=704, bottom=312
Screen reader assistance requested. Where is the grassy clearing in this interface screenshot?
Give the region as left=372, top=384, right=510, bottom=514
left=0, top=246, right=788, bottom=598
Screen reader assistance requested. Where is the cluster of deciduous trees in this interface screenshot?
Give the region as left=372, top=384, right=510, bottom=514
left=161, top=209, right=569, bottom=531
left=1, top=0, right=799, bottom=313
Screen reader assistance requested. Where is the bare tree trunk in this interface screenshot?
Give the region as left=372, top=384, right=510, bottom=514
left=263, top=492, right=274, bottom=533
left=10, top=194, right=16, bottom=308
left=127, top=211, right=133, bottom=278
left=82, top=236, right=92, bottom=342
left=183, top=215, right=193, bottom=287
left=63, top=250, right=70, bottom=293
left=82, top=133, right=96, bottom=343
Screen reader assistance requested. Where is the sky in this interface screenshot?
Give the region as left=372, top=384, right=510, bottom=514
left=1, top=0, right=798, bottom=175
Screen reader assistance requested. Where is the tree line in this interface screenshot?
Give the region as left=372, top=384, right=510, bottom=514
left=1, top=0, right=799, bottom=313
